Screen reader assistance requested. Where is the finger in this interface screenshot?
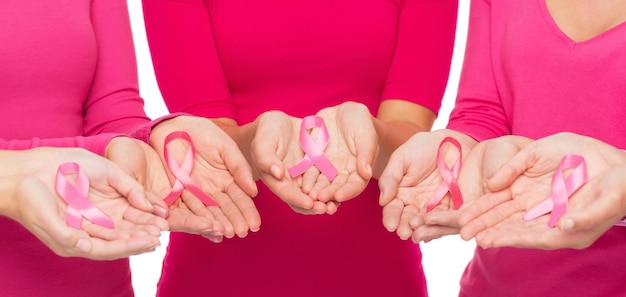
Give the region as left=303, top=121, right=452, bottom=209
left=105, top=164, right=155, bottom=213
left=460, top=193, right=521, bottom=240
left=457, top=190, right=512, bottom=235
left=353, top=125, right=376, bottom=182
left=210, top=190, right=249, bottom=238
left=205, top=206, right=235, bottom=239
left=381, top=198, right=405, bottom=232
left=378, top=153, right=406, bottom=207
left=167, top=207, right=222, bottom=234
left=475, top=215, right=562, bottom=249
left=412, top=225, right=459, bottom=243
left=313, top=173, right=343, bottom=202
left=397, top=205, right=419, bottom=240
left=251, top=130, right=288, bottom=181
left=302, top=168, right=323, bottom=196
left=486, top=149, right=537, bottom=192
left=326, top=201, right=340, bottom=215
left=146, top=192, right=169, bottom=219
left=180, top=191, right=225, bottom=232
left=310, top=201, right=329, bottom=214
left=226, top=183, right=261, bottom=232
left=288, top=204, right=322, bottom=215
left=82, top=219, right=156, bottom=241
left=123, top=206, right=169, bottom=232
left=559, top=195, right=623, bottom=233
left=263, top=177, right=316, bottom=210
left=331, top=172, right=369, bottom=203
left=222, top=140, right=259, bottom=197
left=201, top=232, right=224, bottom=243
left=79, top=235, right=161, bottom=260
left=424, top=209, right=461, bottom=228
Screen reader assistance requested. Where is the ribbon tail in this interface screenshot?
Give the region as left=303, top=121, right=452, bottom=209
left=310, top=154, right=338, bottom=180
left=523, top=197, right=554, bottom=221
left=80, top=206, right=115, bottom=229
left=287, top=157, right=313, bottom=178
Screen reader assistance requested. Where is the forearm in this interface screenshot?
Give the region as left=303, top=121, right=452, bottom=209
left=0, top=175, right=21, bottom=218
left=373, top=118, right=430, bottom=179
left=373, top=100, right=437, bottom=178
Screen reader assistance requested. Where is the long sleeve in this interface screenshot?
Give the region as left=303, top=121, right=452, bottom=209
left=0, top=134, right=121, bottom=156
left=89, top=0, right=191, bottom=144
left=382, top=0, right=458, bottom=114
left=83, top=0, right=155, bottom=138
left=143, top=0, right=235, bottom=120
left=446, top=0, right=509, bottom=140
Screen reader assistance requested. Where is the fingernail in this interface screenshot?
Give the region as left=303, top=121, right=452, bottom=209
left=76, top=239, right=91, bottom=253
left=561, top=218, right=575, bottom=230
left=367, top=164, right=373, bottom=177
left=154, top=205, right=167, bottom=218
left=270, top=165, right=281, bottom=179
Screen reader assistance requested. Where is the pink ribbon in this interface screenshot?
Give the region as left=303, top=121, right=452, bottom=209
left=288, top=115, right=338, bottom=181
left=55, top=162, right=114, bottom=229
left=426, top=137, right=464, bottom=212
left=162, top=131, right=218, bottom=207
left=524, top=155, right=587, bottom=227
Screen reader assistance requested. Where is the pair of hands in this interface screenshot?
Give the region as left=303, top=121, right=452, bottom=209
left=7, top=113, right=266, bottom=258
left=4, top=147, right=168, bottom=260
left=380, top=131, right=626, bottom=250
left=249, top=102, right=378, bottom=215
left=108, top=115, right=260, bottom=243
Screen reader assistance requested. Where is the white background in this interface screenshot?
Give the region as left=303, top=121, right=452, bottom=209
left=127, top=1, right=475, bottom=296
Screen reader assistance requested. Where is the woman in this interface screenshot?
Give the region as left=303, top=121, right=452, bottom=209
left=143, top=0, right=458, bottom=296
left=1, top=1, right=257, bottom=295
left=380, top=0, right=626, bottom=296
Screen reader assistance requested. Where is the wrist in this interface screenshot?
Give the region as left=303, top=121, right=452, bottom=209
left=0, top=175, right=21, bottom=217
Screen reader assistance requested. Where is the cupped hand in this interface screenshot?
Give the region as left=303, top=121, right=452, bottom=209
left=150, top=116, right=260, bottom=239
left=107, top=136, right=225, bottom=242
left=460, top=132, right=626, bottom=249
left=378, top=129, right=476, bottom=242
left=420, top=135, right=530, bottom=242
left=250, top=111, right=336, bottom=215
left=307, top=102, right=377, bottom=205
left=13, top=147, right=168, bottom=260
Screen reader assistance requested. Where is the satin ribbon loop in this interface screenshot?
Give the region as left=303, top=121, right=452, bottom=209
left=426, top=137, right=464, bottom=212
left=523, top=155, right=587, bottom=227
left=162, top=131, right=218, bottom=207
left=55, top=162, right=114, bottom=229
left=288, top=115, right=338, bottom=181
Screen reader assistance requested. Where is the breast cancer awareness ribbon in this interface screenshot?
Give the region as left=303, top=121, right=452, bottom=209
left=162, top=131, right=218, bottom=207
left=523, top=155, right=587, bottom=227
left=55, top=162, right=114, bottom=229
left=288, top=115, right=338, bottom=181
left=426, top=137, right=464, bottom=212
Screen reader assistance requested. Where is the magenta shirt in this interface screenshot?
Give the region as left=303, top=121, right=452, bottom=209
left=449, top=0, right=626, bottom=296
left=1, top=1, right=157, bottom=296
left=143, top=0, right=457, bottom=296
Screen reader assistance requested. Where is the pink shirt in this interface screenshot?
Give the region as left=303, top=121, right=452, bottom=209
left=143, top=0, right=457, bottom=296
left=448, top=0, right=626, bottom=296
left=1, top=1, right=156, bottom=296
